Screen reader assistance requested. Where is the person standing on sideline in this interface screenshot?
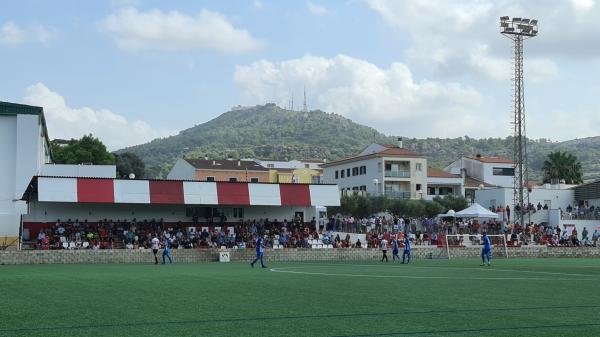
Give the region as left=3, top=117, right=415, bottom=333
left=481, top=232, right=492, bottom=266
left=392, top=236, right=400, bottom=262
left=162, top=236, right=173, bottom=264
left=380, top=237, right=388, bottom=262
left=151, top=235, right=160, bottom=265
left=251, top=236, right=267, bottom=268
left=402, top=235, right=411, bottom=264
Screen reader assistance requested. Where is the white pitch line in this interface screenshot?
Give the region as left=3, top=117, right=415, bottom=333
left=270, top=264, right=599, bottom=278
left=269, top=267, right=597, bottom=281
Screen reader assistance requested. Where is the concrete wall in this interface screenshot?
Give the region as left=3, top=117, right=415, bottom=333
left=0, top=114, right=18, bottom=240
left=3, top=246, right=600, bottom=265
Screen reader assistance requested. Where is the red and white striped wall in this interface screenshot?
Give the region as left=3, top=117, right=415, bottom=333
left=36, top=177, right=340, bottom=206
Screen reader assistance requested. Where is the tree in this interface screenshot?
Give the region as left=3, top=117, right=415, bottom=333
left=115, top=152, right=146, bottom=179
left=433, top=195, right=469, bottom=213
left=51, top=134, right=115, bottom=165
left=542, top=151, right=583, bottom=184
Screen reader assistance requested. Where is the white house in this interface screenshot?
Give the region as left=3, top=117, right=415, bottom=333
left=322, top=140, right=427, bottom=199
left=445, top=155, right=514, bottom=188
left=425, top=167, right=464, bottom=201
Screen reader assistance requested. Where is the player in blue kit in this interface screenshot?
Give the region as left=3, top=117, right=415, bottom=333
left=162, top=236, right=173, bottom=264
left=481, top=232, right=491, bottom=266
left=251, top=236, right=267, bottom=268
left=392, top=236, right=400, bottom=262
left=402, top=235, right=411, bottom=264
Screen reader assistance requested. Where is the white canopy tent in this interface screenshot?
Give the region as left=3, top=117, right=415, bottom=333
left=454, top=203, right=499, bottom=219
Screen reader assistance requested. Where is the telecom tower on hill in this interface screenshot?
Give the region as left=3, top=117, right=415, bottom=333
left=500, top=16, right=538, bottom=226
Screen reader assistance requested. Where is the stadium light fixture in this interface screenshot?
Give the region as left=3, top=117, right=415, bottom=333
left=500, top=16, right=538, bottom=38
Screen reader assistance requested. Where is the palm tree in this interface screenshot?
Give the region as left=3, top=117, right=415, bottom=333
left=542, top=151, right=583, bottom=184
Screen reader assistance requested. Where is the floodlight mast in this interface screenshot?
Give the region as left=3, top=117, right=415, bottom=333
left=500, top=16, right=538, bottom=227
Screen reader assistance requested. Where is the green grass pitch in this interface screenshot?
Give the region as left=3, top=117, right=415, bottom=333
left=2, top=258, right=600, bottom=337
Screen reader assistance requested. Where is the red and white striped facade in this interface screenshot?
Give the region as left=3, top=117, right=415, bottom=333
left=34, top=177, right=340, bottom=206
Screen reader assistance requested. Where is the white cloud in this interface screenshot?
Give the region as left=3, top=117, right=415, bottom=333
left=100, top=7, right=263, bottom=53
left=234, top=54, right=491, bottom=138
left=0, top=21, right=57, bottom=45
left=307, top=1, right=329, bottom=16
left=22, top=83, right=174, bottom=150
left=367, top=0, right=562, bottom=82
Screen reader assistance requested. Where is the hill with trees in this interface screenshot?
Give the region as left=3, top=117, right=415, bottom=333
left=115, top=104, right=600, bottom=182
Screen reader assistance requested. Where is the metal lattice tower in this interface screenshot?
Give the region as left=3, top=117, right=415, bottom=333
left=500, top=16, right=538, bottom=226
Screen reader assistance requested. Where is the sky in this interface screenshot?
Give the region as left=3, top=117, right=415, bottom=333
left=2, top=0, right=600, bottom=150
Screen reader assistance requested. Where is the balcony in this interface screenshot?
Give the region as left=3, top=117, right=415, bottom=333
left=384, top=170, right=411, bottom=178
left=384, top=191, right=412, bottom=199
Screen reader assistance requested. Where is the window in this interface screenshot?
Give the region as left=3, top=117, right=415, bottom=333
left=439, top=187, right=453, bottom=195
left=250, top=177, right=259, bottom=183
left=267, top=164, right=275, bottom=168
left=229, top=177, right=238, bottom=182
left=206, top=176, right=215, bottom=182
left=378, top=162, right=382, bottom=173
left=352, top=167, right=358, bottom=176
left=352, top=186, right=359, bottom=191
left=360, top=166, right=366, bottom=175
left=493, top=167, right=515, bottom=176
left=360, top=185, right=367, bottom=191
left=428, top=187, right=436, bottom=195
left=416, top=163, right=422, bottom=171
left=346, top=168, right=351, bottom=177
left=305, top=164, right=310, bottom=168
left=335, top=170, right=339, bottom=179
left=341, top=170, right=345, bottom=178
left=416, top=184, right=422, bottom=191
left=233, top=208, right=244, bottom=218
left=385, top=163, right=392, bottom=171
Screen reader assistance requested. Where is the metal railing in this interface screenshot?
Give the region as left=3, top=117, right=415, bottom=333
left=384, top=191, right=412, bottom=199
left=384, top=170, right=410, bottom=178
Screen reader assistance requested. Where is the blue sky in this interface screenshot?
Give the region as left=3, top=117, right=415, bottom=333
left=2, top=0, right=600, bottom=150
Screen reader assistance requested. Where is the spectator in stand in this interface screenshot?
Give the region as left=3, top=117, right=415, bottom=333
left=593, top=230, right=600, bottom=246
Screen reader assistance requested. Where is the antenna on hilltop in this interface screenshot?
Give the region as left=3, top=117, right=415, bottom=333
left=303, top=86, right=308, bottom=112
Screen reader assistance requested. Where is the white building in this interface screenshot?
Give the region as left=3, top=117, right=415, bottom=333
left=0, top=101, right=116, bottom=249
left=425, top=167, right=464, bottom=201
left=322, top=140, right=427, bottom=199
left=445, top=155, right=514, bottom=188
left=0, top=102, right=52, bottom=248
left=254, top=159, right=323, bottom=170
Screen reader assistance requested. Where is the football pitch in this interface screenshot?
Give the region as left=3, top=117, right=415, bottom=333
left=2, top=258, right=600, bottom=337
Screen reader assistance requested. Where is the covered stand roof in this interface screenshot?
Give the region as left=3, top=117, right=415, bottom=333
left=22, top=176, right=340, bottom=207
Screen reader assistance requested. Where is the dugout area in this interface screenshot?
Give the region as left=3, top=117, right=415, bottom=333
left=1, top=258, right=600, bottom=337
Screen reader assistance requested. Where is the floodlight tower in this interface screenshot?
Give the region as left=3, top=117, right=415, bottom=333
left=500, top=16, right=538, bottom=227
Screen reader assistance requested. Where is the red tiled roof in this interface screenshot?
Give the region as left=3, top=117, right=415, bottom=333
left=321, top=147, right=422, bottom=167
left=467, top=156, right=513, bottom=164
left=427, top=167, right=460, bottom=178
left=464, top=176, right=496, bottom=188
left=184, top=159, right=269, bottom=171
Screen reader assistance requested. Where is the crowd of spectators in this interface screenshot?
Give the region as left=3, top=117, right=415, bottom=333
left=30, top=211, right=600, bottom=250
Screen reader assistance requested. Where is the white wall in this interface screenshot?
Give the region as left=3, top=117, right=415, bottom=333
left=167, top=159, right=195, bottom=180
left=0, top=115, right=18, bottom=237
left=42, top=164, right=116, bottom=178
left=481, top=162, right=513, bottom=188
left=323, top=157, right=381, bottom=194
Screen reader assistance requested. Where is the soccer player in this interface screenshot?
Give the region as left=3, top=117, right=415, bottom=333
left=151, top=235, right=160, bottom=265
left=380, top=237, right=388, bottom=262
left=251, top=236, right=267, bottom=268
left=481, top=232, right=491, bottom=266
left=392, top=236, right=400, bottom=262
left=162, top=236, right=173, bottom=264
left=402, top=235, right=411, bottom=264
